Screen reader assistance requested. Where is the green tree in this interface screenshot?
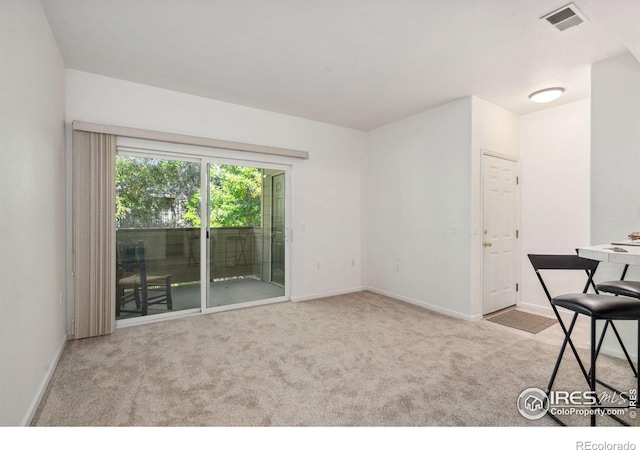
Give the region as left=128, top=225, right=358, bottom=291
left=184, top=165, right=262, bottom=227
left=209, top=165, right=262, bottom=227
left=116, top=156, right=200, bottom=228
left=116, top=157, right=262, bottom=229
left=182, top=188, right=202, bottom=227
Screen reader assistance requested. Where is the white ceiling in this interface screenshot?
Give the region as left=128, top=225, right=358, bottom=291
left=40, top=0, right=640, bottom=131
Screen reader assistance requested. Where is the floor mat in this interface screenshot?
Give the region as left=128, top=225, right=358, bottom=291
left=486, top=309, right=556, bottom=334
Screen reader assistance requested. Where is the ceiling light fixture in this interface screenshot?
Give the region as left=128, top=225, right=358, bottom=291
left=528, top=87, right=565, bottom=103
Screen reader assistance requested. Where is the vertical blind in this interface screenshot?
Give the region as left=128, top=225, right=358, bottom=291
left=72, top=130, right=116, bottom=339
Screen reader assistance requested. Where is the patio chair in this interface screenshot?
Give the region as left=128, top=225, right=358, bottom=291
left=117, top=240, right=172, bottom=316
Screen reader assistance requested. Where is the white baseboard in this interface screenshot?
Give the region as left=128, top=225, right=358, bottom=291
left=515, top=300, right=592, bottom=323
left=23, top=333, right=68, bottom=426
left=290, top=286, right=363, bottom=302
left=600, top=344, right=638, bottom=363
left=363, top=286, right=478, bottom=321
left=515, top=301, right=559, bottom=319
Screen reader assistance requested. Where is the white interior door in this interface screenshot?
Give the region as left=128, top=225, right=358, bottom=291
left=482, top=154, right=518, bottom=315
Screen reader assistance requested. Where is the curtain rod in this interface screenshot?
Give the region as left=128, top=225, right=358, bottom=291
left=72, top=121, right=309, bottom=160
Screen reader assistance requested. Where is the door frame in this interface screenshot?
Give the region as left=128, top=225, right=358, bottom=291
left=114, top=148, right=205, bottom=328
left=270, top=172, right=286, bottom=286
left=480, top=150, right=521, bottom=316
left=200, top=157, right=291, bottom=314
left=114, top=138, right=292, bottom=327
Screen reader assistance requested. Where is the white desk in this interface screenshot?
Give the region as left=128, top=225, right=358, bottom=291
left=578, top=242, right=640, bottom=266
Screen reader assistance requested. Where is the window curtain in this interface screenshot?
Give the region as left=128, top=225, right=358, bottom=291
left=72, top=130, right=116, bottom=339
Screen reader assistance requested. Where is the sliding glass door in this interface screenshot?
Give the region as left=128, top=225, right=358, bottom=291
left=205, top=163, right=286, bottom=308
left=115, top=154, right=201, bottom=320
left=115, top=146, right=289, bottom=323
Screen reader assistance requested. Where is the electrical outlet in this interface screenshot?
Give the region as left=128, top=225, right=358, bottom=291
left=351, top=258, right=355, bottom=267
left=316, top=262, right=321, bottom=270
left=396, top=262, right=400, bottom=271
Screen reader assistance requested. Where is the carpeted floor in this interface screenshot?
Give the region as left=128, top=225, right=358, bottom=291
left=32, top=291, right=639, bottom=427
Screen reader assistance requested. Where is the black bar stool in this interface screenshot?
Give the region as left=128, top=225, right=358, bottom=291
left=528, top=254, right=640, bottom=426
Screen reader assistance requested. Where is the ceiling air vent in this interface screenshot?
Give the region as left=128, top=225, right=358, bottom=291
left=541, top=3, right=588, bottom=31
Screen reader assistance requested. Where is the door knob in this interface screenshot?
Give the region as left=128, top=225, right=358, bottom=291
left=483, top=241, right=492, bottom=247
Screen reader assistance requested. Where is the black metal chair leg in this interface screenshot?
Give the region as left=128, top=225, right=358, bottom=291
left=608, top=320, right=638, bottom=378
left=551, top=308, right=591, bottom=384
left=588, top=318, right=638, bottom=392
left=590, top=317, right=597, bottom=426
left=547, top=313, right=590, bottom=394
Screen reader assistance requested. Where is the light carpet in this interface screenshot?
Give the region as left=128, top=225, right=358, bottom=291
left=32, top=291, right=639, bottom=427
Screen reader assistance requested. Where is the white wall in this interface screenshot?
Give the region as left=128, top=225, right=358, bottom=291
left=65, top=70, right=365, bottom=323
left=0, top=0, right=67, bottom=426
left=591, top=52, right=640, bottom=254
left=362, top=97, right=474, bottom=319
left=591, top=52, right=640, bottom=359
left=470, top=96, right=520, bottom=318
left=518, top=99, right=591, bottom=315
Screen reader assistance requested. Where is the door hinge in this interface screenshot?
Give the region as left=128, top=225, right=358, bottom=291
left=516, top=176, right=519, bottom=185
left=516, top=229, right=519, bottom=238
left=516, top=283, right=519, bottom=292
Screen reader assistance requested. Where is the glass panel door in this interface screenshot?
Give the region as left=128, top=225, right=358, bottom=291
left=115, top=154, right=201, bottom=320
left=206, top=163, right=286, bottom=308
left=271, top=173, right=285, bottom=285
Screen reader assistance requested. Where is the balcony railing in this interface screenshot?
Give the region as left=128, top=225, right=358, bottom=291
left=116, top=226, right=263, bottom=284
